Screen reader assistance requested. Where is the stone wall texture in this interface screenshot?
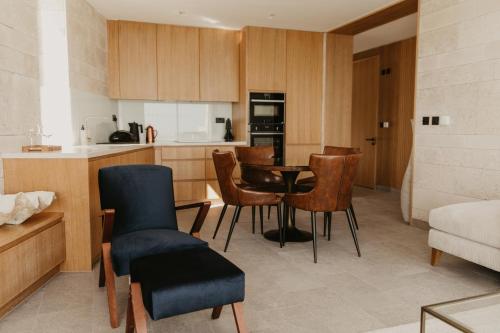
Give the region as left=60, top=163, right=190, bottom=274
left=412, top=0, right=500, bottom=221
left=0, top=0, right=40, bottom=193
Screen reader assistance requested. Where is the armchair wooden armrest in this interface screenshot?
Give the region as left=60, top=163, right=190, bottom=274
left=175, top=201, right=211, bottom=239
left=99, top=209, right=115, bottom=288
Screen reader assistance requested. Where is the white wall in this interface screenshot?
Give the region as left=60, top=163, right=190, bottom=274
left=0, top=0, right=40, bottom=193
left=66, top=0, right=117, bottom=144
left=412, top=0, right=500, bottom=221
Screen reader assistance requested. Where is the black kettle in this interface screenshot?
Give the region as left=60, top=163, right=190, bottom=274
left=128, top=122, right=142, bottom=143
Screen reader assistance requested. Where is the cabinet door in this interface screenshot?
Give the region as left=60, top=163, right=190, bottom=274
left=246, top=27, right=286, bottom=92
left=285, top=30, right=323, bottom=145
left=107, top=21, right=120, bottom=98
left=157, top=25, right=200, bottom=101
left=200, top=28, right=239, bottom=102
left=118, top=21, right=158, bottom=100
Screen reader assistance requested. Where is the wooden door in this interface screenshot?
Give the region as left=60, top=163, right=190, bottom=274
left=157, top=25, right=200, bottom=101
left=245, top=27, right=286, bottom=92
left=351, top=56, right=379, bottom=188
left=199, top=28, right=239, bottom=102
left=118, top=21, right=158, bottom=100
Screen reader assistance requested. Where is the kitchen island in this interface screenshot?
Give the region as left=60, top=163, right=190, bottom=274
left=1, top=141, right=246, bottom=272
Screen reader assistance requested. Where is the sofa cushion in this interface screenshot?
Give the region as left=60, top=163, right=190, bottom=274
left=111, top=229, right=208, bottom=276
left=429, top=200, right=500, bottom=249
left=130, top=247, right=245, bottom=321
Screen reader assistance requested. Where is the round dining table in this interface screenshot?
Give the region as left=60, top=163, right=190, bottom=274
left=241, top=162, right=313, bottom=243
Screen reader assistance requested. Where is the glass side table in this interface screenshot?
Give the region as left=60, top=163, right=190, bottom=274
left=421, top=291, right=500, bottom=333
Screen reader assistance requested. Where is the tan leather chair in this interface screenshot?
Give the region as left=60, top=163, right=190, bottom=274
left=212, top=150, right=283, bottom=250
left=297, top=146, right=361, bottom=232
left=285, top=153, right=362, bottom=262
left=234, top=146, right=285, bottom=234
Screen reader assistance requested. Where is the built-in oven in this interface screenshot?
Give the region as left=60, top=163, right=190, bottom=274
left=249, top=92, right=286, bottom=165
left=249, top=92, right=285, bottom=124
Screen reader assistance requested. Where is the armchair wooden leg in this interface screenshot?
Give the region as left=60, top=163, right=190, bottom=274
left=212, top=305, right=223, bottom=319
left=259, top=206, right=264, bottom=234
left=213, top=204, right=228, bottom=239
left=431, top=248, right=443, bottom=266
left=131, top=283, right=148, bottom=333
left=102, top=243, right=119, bottom=328
left=231, top=302, right=248, bottom=333
left=224, top=206, right=242, bottom=252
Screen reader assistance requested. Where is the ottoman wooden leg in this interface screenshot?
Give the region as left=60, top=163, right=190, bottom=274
left=126, top=291, right=135, bottom=333
left=131, top=283, right=148, bottom=333
left=212, top=305, right=223, bottom=319
left=431, top=248, right=443, bottom=266
left=231, top=302, right=248, bottom=333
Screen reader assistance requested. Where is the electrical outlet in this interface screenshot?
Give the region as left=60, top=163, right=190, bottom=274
left=432, top=116, right=439, bottom=125
left=422, top=116, right=430, bottom=125
left=215, top=117, right=225, bottom=123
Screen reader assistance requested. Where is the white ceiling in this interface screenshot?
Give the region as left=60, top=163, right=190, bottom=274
left=87, top=0, right=403, bottom=32
left=353, top=13, right=417, bottom=53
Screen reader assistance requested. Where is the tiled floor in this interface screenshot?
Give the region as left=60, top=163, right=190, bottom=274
left=1, top=188, right=499, bottom=333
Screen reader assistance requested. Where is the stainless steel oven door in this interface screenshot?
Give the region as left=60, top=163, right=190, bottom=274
left=250, top=132, right=284, bottom=165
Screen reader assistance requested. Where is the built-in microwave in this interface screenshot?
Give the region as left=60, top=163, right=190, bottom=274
left=249, top=92, right=285, bottom=124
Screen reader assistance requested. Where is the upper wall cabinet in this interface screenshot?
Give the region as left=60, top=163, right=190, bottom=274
left=114, top=21, right=158, bottom=100
left=245, top=27, right=286, bottom=92
left=285, top=30, right=323, bottom=145
left=157, top=25, right=200, bottom=101
left=199, top=28, right=239, bottom=102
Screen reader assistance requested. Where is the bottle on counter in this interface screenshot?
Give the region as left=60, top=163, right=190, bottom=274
left=80, top=125, right=88, bottom=146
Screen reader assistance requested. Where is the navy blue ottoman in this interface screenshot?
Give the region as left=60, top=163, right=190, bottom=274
left=126, top=247, right=247, bottom=333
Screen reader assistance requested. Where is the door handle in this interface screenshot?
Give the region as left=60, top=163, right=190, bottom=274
left=365, top=137, right=376, bottom=145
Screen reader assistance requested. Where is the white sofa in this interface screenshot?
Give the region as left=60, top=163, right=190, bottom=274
left=428, top=200, right=500, bottom=272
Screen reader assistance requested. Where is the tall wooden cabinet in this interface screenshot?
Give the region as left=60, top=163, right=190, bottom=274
left=115, top=21, right=158, bottom=100
left=200, top=29, right=239, bottom=102
left=285, top=30, right=324, bottom=165
left=157, top=25, right=200, bottom=101
left=245, top=27, right=287, bottom=92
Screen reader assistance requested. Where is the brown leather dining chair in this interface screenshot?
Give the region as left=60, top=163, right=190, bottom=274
left=297, top=146, right=361, bottom=232
left=212, top=150, right=283, bottom=250
left=285, top=154, right=362, bottom=263
left=234, top=146, right=285, bottom=235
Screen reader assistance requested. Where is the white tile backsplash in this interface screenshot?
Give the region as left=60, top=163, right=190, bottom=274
left=118, top=100, right=232, bottom=142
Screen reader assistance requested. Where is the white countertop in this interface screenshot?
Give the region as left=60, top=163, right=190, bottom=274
left=0, top=141, right=248, bottom=159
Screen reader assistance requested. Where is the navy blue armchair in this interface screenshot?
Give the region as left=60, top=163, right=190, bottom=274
left=97, top=165, right=210, bottom=328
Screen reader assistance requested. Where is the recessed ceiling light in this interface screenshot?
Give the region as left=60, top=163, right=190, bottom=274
left=178, top=10, right=185, bottom=15
left=268, top=13, right=275, bottom=19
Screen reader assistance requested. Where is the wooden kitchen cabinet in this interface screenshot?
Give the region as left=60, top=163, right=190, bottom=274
left=200, top=28, right=239, bottom=102
left=157, top=25, right=200, bottom=101
left=117, top=21, right=158, bottom=100
left=285, top=30, right=323, bottom=145
left=245, top=27, right=287, bottom=92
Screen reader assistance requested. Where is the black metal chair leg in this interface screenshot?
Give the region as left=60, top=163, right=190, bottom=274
left=259, top=206, right=264, bottom=234
left=212, top=203, right=228, bottom=239
left=292, top=208, right=296, bottom=225
left=350, top=204, right=359, bottom=230
left=224, top=206, right=242, bottom=252
left=282, top=203, right=288, bottom=243
left=251, top=206, right=256, bottom=234
left=267, top=205, right=271, bottom=219
left=276, top=204, right=283, bottom=248
left=346, top=209, right=361, bottom=257
left=323, top=213, right=327, bottom=237
left=311, top=212, right=318, bottom=263
left=327, top=212, right=332, bottom=241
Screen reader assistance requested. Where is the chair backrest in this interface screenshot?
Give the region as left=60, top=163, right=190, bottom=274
left=235, top=146, right=281, bottom=185
left=337, top=153, right=362, bottom=211
left=303, top=154, right=345, bottom=212
left=98, top=165, right=178, bottom=237
left=212, top=150, right=240, bottom=205
left=323, top=146, right=361, bottom=156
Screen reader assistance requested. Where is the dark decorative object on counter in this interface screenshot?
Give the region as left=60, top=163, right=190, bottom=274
left=224, top=119, right=234, bottom=142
